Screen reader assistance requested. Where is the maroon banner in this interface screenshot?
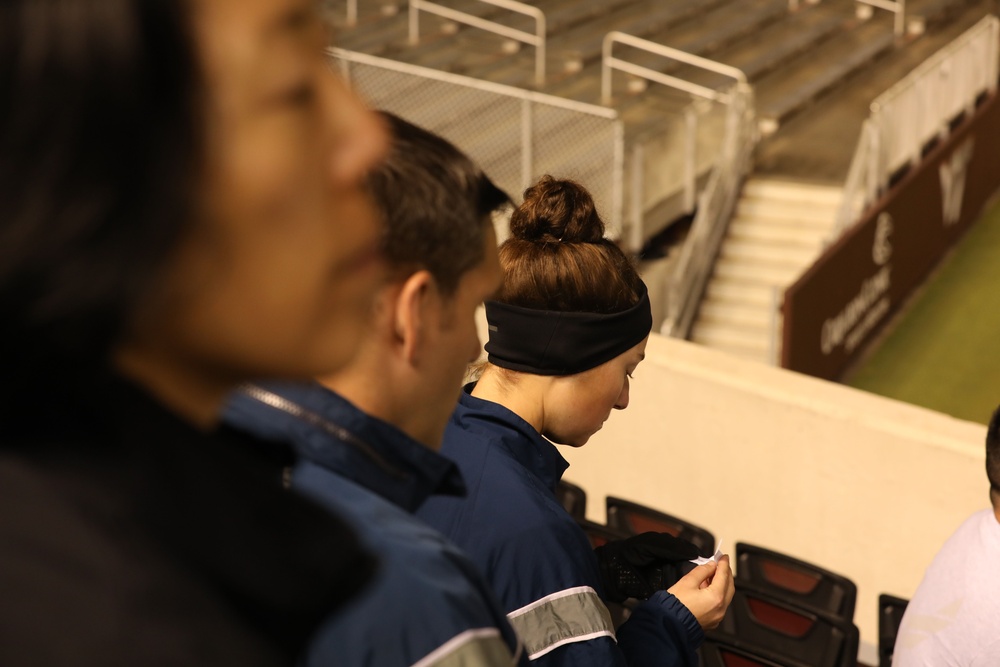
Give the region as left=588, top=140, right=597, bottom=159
left=782, top=92, right=1000, bottom=380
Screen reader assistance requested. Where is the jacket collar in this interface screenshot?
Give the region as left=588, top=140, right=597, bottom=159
left=227, top=382, right=466, bottom=512
left=455, top=383, right=569, bottom=492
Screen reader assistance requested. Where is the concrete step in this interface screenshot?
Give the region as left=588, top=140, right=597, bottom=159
left=622, top=0, right=789, bottom=77
left=713, top=257, right=802, bottom=285
left=756, top=15, right=897, bottom=133
left=687, top=170, right=839, bottom=365
left=909, top=0, right=985, bottom=31
left=719, top=239, right=820, bottom=267
left=728, top=220, right=834, bottom=247
left=734, top=199, right=838, bottom=227
left=337, top=5, right=461, bottom=56
left=690, top=325, right=770, bottom=354
left=704, top=280, right=776, bottom=308
left=548, top=0, right=729, bottom=72
left=742, top=179, right=844, bottom=206
left=713, top=1, right=851, bottom=83
left=698, top=300, right=773, bottom=329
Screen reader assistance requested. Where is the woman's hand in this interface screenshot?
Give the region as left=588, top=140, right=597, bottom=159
left=666, top=554, right=735, bottom=630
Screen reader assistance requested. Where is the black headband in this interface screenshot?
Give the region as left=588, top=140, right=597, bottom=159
left=484, top=283, right=652, bottom=376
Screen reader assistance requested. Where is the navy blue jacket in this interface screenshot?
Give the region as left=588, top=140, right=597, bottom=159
left=417, top=386, right=702, bottom=667
left=0, top=374, right=373, bottom=666
left=224, top=382, right=524, bottom=667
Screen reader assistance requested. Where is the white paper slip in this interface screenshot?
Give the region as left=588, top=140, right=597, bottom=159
left=689, top=538, right=724, bottom=566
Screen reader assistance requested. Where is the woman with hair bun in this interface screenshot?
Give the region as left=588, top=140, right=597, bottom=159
left=418, top=176, right=734, bottom=667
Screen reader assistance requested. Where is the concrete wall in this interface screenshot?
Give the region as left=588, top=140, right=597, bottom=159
left=555, top=333, right=987, bottom=663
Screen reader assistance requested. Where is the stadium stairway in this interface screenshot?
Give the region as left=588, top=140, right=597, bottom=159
left=687, top=178, right=841, bottom=364
left=683, top=0, right=993, bottom=366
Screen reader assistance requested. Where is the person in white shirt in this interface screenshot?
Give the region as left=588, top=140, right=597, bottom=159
left=893, top=404, right=1000, bottom=666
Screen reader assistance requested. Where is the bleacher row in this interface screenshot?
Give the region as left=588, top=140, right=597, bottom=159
left=327, top=0, right=993, bottom=266
left=331, top=0, right=980, bottom=129
left=556, top=480, right=910, bottom=667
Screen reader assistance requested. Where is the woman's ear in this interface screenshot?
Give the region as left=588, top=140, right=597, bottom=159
left=393, top=270, right=436, bottom=364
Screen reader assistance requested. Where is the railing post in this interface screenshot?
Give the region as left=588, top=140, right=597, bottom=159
left=724, top=92, right=739, bottom=164
left=990, top=18, right=1000, bottom=93
left=684, top=106, right=697, bottom=213
left=336, top=54, right=351, bottom=82
left=521, top=98, right=533, bottom=193
left=866, top=122, right=879, bottom=207
left=872, top=118, right=886, bottom=195
left=601, top=35, right=613, bottom=105
left=768, top=286, right=781, bottom=366
left=535, top=13, right=546, bottom=86
left=612, top=119, right=625, bottom=242
left=630, top=144, right=644, bottom=253
left=408, top=0, right=420, bottom=45
left=855, top=0, right=905, bottom=36
left=347, top=0, right=358, bottom=26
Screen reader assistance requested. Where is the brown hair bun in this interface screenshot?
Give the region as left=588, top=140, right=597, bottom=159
left=509, top=175, right=605, bottom=244
left=497, top=176, right=643, bottom=315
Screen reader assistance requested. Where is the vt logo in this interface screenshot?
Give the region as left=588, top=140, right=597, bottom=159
left=939, top=138, right=974, bottom=227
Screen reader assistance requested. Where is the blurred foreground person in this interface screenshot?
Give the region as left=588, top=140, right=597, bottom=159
left=893, top=404, right=1000, bottom=666
left=418, top=176, right=735, bottom=666
left=225, top=113, right=525, bottom=666
left=0, top=0, right=389, bottom=664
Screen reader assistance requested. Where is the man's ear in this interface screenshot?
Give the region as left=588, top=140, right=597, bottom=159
left=394, top=270, right=437, bottom=364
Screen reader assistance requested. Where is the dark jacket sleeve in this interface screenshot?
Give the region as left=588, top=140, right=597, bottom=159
left=532, top=635, right=627, bottom=667
left=523, top=590, right=702, bottom=667
left=616, top=591, right=703, bottom=667
left=494, top=519, right=701, bottom=666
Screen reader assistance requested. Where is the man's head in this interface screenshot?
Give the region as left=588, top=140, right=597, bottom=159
left=368, top=112, right=508, bottom=296
left=321, top=112, right=508, bottom=449
left=987, top=405, right=1000, bottom=510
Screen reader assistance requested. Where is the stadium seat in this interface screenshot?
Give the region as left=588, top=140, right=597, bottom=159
left=700, top=633, right=814, bottom=667
left=878, top=594, right=909, bottom=667
left=715, top=583, right=860, bottom=667
left=576, top=518, right=630, bottom=549
left=605, top=496, right=716, bottom=557
left=555, top=479, right=587, bottom=519
left=735, top=542, right=857, bottom=622
left=575, top=518, right=633, bottom=629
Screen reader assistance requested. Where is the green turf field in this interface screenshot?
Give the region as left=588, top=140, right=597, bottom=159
left=844, top=196, right=1000, bottom=425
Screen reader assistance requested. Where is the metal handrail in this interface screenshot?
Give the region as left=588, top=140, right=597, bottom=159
left=664, top=82, right=757, bottom=340
left=408, top=0, right=546, bottom=85
left=601, top=31, right=748, bottom=106
left=329, top=46, right=623, bottom=233
left=331, top=47, right=614, bottom=118
left=834, top=15, right=998, bottom=237
left=857, top=0, right=907, bottom=36
left=597, top=32, right=755, bottom=340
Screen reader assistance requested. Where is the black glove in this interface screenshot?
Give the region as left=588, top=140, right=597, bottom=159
left=594, top=532, right=701, bottom=603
